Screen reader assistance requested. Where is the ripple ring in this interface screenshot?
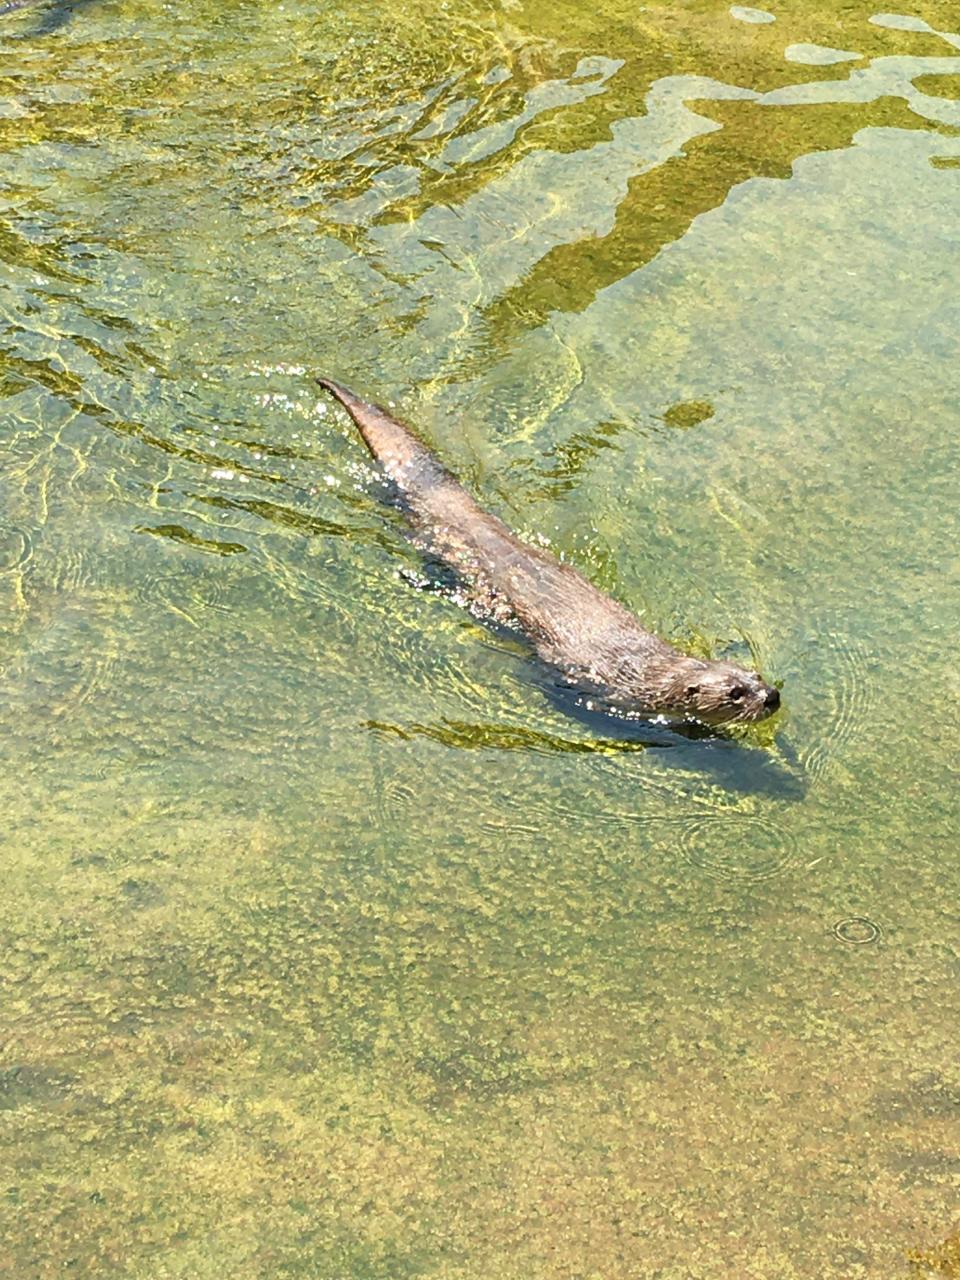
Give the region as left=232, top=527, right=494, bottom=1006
left=833, top=916, right=882, bottom=945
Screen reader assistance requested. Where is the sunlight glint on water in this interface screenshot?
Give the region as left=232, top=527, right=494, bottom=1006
left=1, top=1, right=958, bottom=1276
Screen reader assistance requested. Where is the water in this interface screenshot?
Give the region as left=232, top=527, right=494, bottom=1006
left=1, top=2, right=958, bottom=1276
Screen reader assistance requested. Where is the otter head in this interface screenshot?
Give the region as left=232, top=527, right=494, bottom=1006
left=669, top=656, right=781, bottom=725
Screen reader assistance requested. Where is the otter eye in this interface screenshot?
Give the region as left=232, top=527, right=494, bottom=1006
left=729, top=685, right=746, bottom=701
left=686, top=685, right=700, bottom=697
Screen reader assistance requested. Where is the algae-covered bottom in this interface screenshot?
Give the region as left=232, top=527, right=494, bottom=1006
left=0, top=0, right=958, bottom=1277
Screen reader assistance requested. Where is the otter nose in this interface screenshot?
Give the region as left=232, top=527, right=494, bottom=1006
left=764, top=687, right=781, bottom=710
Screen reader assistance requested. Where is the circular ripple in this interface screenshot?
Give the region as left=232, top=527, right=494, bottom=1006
left=137, top=568, right=232, bottom=625
left=678, top=813, right=797, bottom=883
left=49, top=619, right=120, bottom=716
left=800, top=629, right=875, bottom=785
left=5, top=602, right=122, bottom=722
left=48, top=544, right=103, bottom=594
left=382, top=779, right=417, bottom=820
left=0, top=525, right=32, bottom=574
left=833, top=916, right=882, bottom=945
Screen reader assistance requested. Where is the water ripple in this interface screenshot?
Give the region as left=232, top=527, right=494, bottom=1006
left=0, top=523, right=32, bottom=574
left=677, top=812, right=798, bottom=883
left=798, top=627, right=875, bottom=785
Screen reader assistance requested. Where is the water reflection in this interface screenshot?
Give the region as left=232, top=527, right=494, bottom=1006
left=2, top=2, right=960, bottom=1275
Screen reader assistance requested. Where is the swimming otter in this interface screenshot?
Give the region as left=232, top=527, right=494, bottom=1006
left=317, top=378, right=780, bottom=726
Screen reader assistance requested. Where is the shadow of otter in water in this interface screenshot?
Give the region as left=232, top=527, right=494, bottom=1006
left=365, top=710, right=806, bottom=803
left=366, top=712, right=803, bottom=880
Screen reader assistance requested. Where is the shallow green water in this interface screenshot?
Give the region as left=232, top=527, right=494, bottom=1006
left=1, top=1, right=959, bottom=1276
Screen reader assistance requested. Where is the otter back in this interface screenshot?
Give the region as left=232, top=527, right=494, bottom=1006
left=316, top=378, right=780, bottom=725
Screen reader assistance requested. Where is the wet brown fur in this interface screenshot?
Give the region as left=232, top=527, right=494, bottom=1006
left=318, top=378, right=780, bottom=725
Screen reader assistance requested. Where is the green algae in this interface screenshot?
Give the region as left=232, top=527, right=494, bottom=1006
left=1, top=1, right=959, bottom=1277
left=663, top=400, right=715, bottom=430
left=910, top=1228, right=960, bottom=1278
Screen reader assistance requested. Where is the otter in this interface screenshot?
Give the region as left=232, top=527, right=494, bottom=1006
left=317, top=378, right=780, bottom=726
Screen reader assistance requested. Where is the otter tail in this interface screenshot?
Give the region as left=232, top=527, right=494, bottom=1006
left=317, top=377, right=454, bottom=501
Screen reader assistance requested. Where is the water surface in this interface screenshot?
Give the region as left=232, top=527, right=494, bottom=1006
left=1, top=1, right=959, bottom=1276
